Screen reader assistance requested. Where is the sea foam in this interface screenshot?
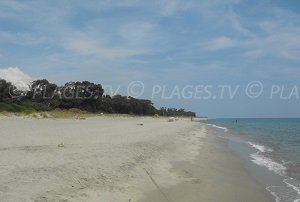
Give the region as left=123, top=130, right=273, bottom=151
left=206, top=124, right=229, bottom=132
left=248, top=142, right=273, bottom=153
left=248, top=142, right=286, bottom=176
left=249, top=142, right=300, bottom=201
left=267, top=183, right=300, bottom=202
left=250, top=153, right=286, bottom=176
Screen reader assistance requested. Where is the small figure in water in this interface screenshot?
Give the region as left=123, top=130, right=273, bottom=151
left=235, top=119, right=238, bottom=123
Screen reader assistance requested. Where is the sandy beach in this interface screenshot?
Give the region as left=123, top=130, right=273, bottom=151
left=0, top=116, right=271, bottom=202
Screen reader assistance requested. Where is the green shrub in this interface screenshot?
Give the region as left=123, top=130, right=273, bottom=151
left=0, top=103, right=36, bottom=113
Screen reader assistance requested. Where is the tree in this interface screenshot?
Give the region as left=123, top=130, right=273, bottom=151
left=0, top=79, right=11, bottom=102
left=0, top=78, right=196, bottom=116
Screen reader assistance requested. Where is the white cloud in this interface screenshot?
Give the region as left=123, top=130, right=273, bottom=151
left=0, top=67, right=33, bottom=90
left=259, top=21, right=277, bottom=34
left=160, top=0, right=182, bottom=16
left=64, top=37, right=149, bottom=59
left=227, top=8, right=255, bottom=38
left=128, top=59, right=149, bottom=64
left=205, top=36, right=235, bottom=50
left=242, top=27, right=300, bottom=60
left=159, top=0, right=240, bottom=17
left=0, top=0, right=31, bottom=11
left=0, top=31, right=50, bottom=46
left=199, top=8, right=300, bottom=60
left=119, top=21, right=157, bottom=45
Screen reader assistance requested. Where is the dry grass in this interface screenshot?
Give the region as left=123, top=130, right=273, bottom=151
left=0, top=110, right=135, bottom=119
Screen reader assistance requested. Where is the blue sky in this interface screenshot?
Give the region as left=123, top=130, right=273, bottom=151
left=1, top=0, right=300, bottom=117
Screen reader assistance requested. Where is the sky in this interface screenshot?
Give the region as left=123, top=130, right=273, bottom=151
left=0, top=0, right=300, bottom=118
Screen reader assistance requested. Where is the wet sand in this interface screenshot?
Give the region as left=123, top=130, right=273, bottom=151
left=140, top=127, right=272, bottom=202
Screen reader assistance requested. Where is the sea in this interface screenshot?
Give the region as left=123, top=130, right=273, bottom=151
left=201, top=118, right=300, bottom=202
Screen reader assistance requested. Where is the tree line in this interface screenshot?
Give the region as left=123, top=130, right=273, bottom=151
left=0, top=78, right=196, bottom=117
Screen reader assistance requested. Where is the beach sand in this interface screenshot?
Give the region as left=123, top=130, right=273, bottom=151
left=0, top=116, right=271, bottom=201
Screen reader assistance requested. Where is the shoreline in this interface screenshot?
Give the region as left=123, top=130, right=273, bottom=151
left=204, top=121, right=300, bottom=202
left=140, top=123, right=272, bottom=202
left=0, top=117, right=272, bottom=201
